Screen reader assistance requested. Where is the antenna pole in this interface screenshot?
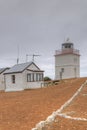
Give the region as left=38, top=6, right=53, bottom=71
left=17, top=44, right=19, bottom=64
left=32, top=54, right=34, bottom=62
left=26, top=54, right=28, bottom=62
left=26, top=54, right=41, bottom=62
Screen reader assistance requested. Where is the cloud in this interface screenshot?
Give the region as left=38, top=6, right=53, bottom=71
left=0, top=0, right=87, bottom=78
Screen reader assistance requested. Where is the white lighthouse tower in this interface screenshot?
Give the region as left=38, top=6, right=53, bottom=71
left=55, top=38, right=80, bottom=80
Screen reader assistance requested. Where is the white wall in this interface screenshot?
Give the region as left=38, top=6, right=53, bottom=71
left=0, top=69, right=10, bottom=91
left=0, top=73, right=5, bottom=90
left=5, top=73, right=24, bottom=92
left=27, top=63, right=39, bottom=70
left=55, top=54, right=80, bottom=80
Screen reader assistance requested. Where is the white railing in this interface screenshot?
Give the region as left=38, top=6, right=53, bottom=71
left=55, top=48, right=80, bottom=55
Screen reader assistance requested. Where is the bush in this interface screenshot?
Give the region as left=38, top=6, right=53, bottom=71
left=44, top=76, right=51, bottom=81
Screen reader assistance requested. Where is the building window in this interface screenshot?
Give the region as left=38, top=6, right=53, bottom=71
left=27, top=73, right=34, bottom=82
left=39, top=74, right=43, bottom=81
left=27, top=74, right=31, bottom=82
left=34, top=73, right=36, bottom=81
left=36, top=73, right=43, bottom=81
left=36, top=73, right=39, bottom=81
left=27, top=73, right=43, bottom=82
left=12, top=75, right=15, bottom=83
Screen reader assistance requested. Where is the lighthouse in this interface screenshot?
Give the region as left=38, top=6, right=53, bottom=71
left=55, top=38, right=80, bottom=80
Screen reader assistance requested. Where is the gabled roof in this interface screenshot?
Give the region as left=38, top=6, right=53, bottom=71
left=4, top=61, right=42, bottom=74
left=0, top=68, right=10, bottom=74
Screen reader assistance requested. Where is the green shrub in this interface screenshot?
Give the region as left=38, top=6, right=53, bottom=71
left=44, top=76, right=51, bottom=81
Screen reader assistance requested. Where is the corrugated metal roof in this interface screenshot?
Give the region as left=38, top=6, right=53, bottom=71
left=0, top=68, right=10, bottom=74
left=4, top=61, right=42, bottom=74
left=4, top=62, right=33, bottom=74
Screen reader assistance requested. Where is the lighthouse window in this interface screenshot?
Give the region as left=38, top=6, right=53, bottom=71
left=68, top=45, right=71, bottom=48
left=61, top=68, right=64, bottom=72
left=65, top=45, right=68, bottom=48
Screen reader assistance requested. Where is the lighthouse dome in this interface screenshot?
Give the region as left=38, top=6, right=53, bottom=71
left=62, top=38, right=74, bottom=49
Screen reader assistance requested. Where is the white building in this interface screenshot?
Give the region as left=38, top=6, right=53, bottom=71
left=4, top=62, right=44, bottom=92
left=0, top=68, right=10, bottom=90
left=55, top=38, right=80, bottom=80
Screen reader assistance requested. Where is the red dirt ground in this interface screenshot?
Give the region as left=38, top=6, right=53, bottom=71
left=62, top=78, right=87, bottom=119
left=45, top=116, right=87, bottom=130
left=0, top=78, right=86, bottom=130
left=45, top=78, right=87, bottom=130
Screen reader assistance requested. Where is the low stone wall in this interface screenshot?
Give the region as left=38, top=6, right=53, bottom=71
left=41, top=81, right=60, bottom=88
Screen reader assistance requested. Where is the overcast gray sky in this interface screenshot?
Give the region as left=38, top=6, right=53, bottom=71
left=0, top=0, right=87, bottom=79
